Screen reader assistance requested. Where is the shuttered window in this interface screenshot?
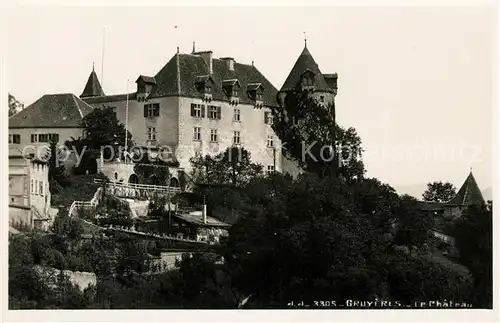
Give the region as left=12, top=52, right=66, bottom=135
left=191, top=104, right=205, bottom=118
left=208, top=105, right=221, bottom=119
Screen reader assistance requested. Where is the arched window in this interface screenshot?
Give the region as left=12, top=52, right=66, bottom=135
left=114, top=172, right=118, bottom=180
left=128, top=174, right=139, bottom=184
left=170, top=177, right=180, bottom=187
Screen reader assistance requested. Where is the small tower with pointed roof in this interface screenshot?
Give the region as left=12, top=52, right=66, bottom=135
left=80, top=64, right=105, bottom=98
left=277, top=41, right=338, bottom=111
left=447, top=170, right=485, bottom=206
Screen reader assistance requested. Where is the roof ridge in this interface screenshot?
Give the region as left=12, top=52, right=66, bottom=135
left=462, top=174, right=470, bottom=204
left=176, top=53, right=181, bottom=95
left=71, top=94, right=85, bottom=120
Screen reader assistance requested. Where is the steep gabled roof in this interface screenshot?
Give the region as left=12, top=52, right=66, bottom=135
left=280, top=45, right=331, bottom=92
left=136, top=75, right=157, bottom=84
left=9, top=93, right=94, bottom=128
left=81, top=67, right=105, bottom=98
left=150, top=53, right=279, bottom=106
left=447, top=171, right=485, bottom=206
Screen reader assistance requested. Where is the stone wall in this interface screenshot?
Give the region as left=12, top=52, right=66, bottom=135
left=9, top=205, right=32, bottom=227
left=177, top=96, right=282, bottom=174
left=33, top=265, right=97, bottom=292
left=8, top=127, right=85, bottom=153
left=88, top=96, right=179, bottom=148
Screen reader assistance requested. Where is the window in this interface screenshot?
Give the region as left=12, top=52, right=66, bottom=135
left=144, top=103, right=160, bottom=117
left=303, top=75, right=314, bottom=86
left=148, top=127, right=157, bottom=141
left=233, top=108, right=240, bottom=122
left=232, top=89, right=239, bottom=97
left=31, top=179, right=33, bottom=194
left=267, top=165, right=275, bottom=174
left=320, top=95, right=325, bottom=102
left=35, top=180, right=38, bottom=195
left=194, top=127, right=201, bottom=141
left=210, top=129, right=218, bottom=142
left=264, top=111, right=273, bottom=125
left=48, top=133, right=59, bottom=142
left=267, top=135, right=274, bottom=148
left=292, top=117, right=299, bottom=125
left=191, top=103, right=205, bottom=118
left=31, top=134, right=38, bottom=143
left=256, top=92, right=263, bottom=101
left=39, top=181, right=44, bottom=196
left=39, top=134, right=49, bottom=142
left=13, top=134, right=20, bottom=144
left=8, top=134, right=12, bottom=143
left=208, top=105, right=221, bottom=119
left=114, top=172, right=118, bottom=180
left=233, top=131, right=240, bottom=145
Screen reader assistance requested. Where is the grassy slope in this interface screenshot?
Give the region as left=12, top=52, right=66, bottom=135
left=51, top=175, right=102, bottom=208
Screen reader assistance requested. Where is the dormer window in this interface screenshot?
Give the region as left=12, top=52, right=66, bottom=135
left=195, top=75, right=215, bottom=102
left=222, top=79, right=241, bottom=105
left=301, top=69, right=316, bottom=89
left=136, top=75, right=156, bottom=102
left=247, top=83, right=264, bottom=107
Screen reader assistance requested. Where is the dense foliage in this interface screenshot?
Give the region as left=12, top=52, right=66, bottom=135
left=454, top=204, right=493, bottom=307
left=422, top=181, right=456, bottom=203
left=9, top=90, right=491, bottom=309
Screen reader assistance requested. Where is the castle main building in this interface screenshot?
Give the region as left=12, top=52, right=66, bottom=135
left=9, top=43, right=339, bottom=177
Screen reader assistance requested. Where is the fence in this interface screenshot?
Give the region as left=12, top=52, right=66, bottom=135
left=68, top=187, right=103, bottom=217
left=105, top=225, right=209, bottom=244
left=94, top=179, right=181, bottom=192
left=94, top=179, right=181, bottom=198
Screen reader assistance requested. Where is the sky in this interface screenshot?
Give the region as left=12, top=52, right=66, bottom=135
left=4, top=5, right=495, bottom=196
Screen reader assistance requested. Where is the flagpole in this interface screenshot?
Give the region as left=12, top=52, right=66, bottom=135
left=125, top=79, right=129, bottom=162
left=101, top=26, right=106, bottom=88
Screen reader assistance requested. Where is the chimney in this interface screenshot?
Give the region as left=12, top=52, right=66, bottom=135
left=193, top=50, right=213, bottom=74
left=202, top=200, right=207, bottom=224
left=221, top=57, right=235, bottom=71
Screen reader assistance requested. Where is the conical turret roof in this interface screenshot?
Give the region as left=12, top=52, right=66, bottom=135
left=447, top=171, right=485, bottom=206
left=81, top=65, right=105, bottom=98
left=280, top=44, right=330, bottom=92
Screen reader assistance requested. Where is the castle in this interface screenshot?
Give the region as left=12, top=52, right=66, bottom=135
left=9, top=42, right=338, bottom=179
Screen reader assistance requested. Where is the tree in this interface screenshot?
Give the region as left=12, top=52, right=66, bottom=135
left=272, top=88, right=364, bottom=180
left=224, top=173, right=392, bottom=306
left=8, top=93, right=24, bottom=117
left=454, top=204, right=492, bottom=308
left=392, top=194, right=433, bottom=252
left=133, top=153, right=173, bottom=185
left=422, top=181, right=456, bottom=202
left=79, top=106, right=133, bottom=157
left=48, top=136, right=69, bottom=185
left=190, top=147, right=264, bottom=187
left=51, top=213, right=84, bottom=240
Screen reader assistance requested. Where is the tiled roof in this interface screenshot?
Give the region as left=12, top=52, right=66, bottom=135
left=136, top=75, right=156, bottom=84
left=151, top=53, right=279, bottom=106
left=417, top=171, right=486, bottom=210
left=280, top=45, right=332, bottom=93
left=173, top=211, right=231, bottom=228
left=81, top=93, right=136, bottom=105
left=447, top=171, right=485, bottom=206
left=81, top=69, right=105, bottom=98
left=9, top=93, right=94, bottom=128
left=247, top=83, right=264, bottom=91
